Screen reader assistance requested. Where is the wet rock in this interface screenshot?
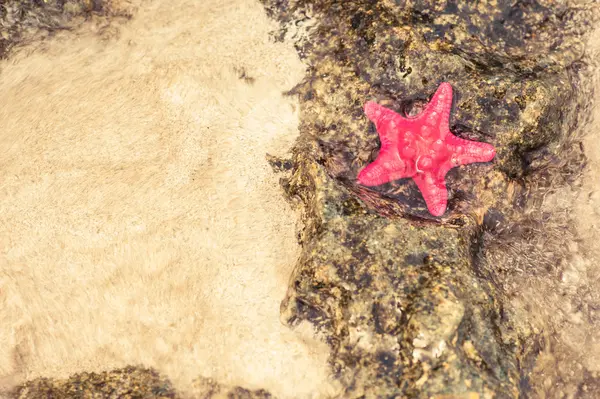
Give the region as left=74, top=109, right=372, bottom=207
left=9, top=367, right=275, bottom=399
left=10, top=366, right=178, bottom=399
left=389, top=0, right=595, bottom=74
left=261, top=0, right=598, bottom=397
left=193, top=377, right=274, bottom=399
left=266, top=154, right=294, bottom=173
left=279, top=151, right=519, bottom=396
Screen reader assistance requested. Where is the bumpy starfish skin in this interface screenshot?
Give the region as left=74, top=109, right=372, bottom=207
left=358, top=82, right=496, bottom=216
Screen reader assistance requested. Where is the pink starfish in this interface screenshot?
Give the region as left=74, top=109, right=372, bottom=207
left=357, top=82, right=496, bottom=217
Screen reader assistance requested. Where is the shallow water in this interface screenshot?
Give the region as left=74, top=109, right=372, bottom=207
left=484, top=23, right=600, bottom=398
left=0, top=0, right=336, bottom=397
left=536, top=25, right=600, bottom=396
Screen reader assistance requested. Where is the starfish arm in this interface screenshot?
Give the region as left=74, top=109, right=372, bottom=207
left=364, top=101, right=408, bottom=143
left=365, top=101, right=397, bottom=125
left=445, top=134, right=496, bottom=165
left=422, top=82, right=453, bottom=138
left=358, top=151, right=413, bottom=186
left=412, top=172, right=448, bottom=217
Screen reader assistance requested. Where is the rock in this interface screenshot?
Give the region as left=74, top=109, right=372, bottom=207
left=192, top=377, right=274, bottom=399
left=9, top=367, right=275, bottom=399
left=10, top=366, right=177, bottom=399
left=261, top=0, right=598, bottom=397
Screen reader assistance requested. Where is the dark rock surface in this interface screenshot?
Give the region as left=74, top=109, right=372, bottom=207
left=261, top=0, right=600, bottom=397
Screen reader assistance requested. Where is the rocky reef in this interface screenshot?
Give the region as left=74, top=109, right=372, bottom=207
left=260, top=0, right=600, bottom=397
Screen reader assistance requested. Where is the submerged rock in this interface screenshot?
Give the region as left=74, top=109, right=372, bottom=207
left=9, top=367, right=275, bottom=399
left=261, top=0, right=599, bottom=397
left=10, top=367, right=178, bottom=399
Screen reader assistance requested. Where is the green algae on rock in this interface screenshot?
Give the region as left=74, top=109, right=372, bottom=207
left=262, top=0, right=598, bottom=397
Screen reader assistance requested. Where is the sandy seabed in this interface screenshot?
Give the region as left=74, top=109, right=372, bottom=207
left=0, top=0, right=336, bottom=398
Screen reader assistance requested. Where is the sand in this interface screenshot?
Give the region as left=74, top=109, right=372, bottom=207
left=0, top=0, right=335, bottom=397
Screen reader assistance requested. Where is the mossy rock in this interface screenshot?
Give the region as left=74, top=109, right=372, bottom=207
left=262, top=0, right=598, bottom=397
